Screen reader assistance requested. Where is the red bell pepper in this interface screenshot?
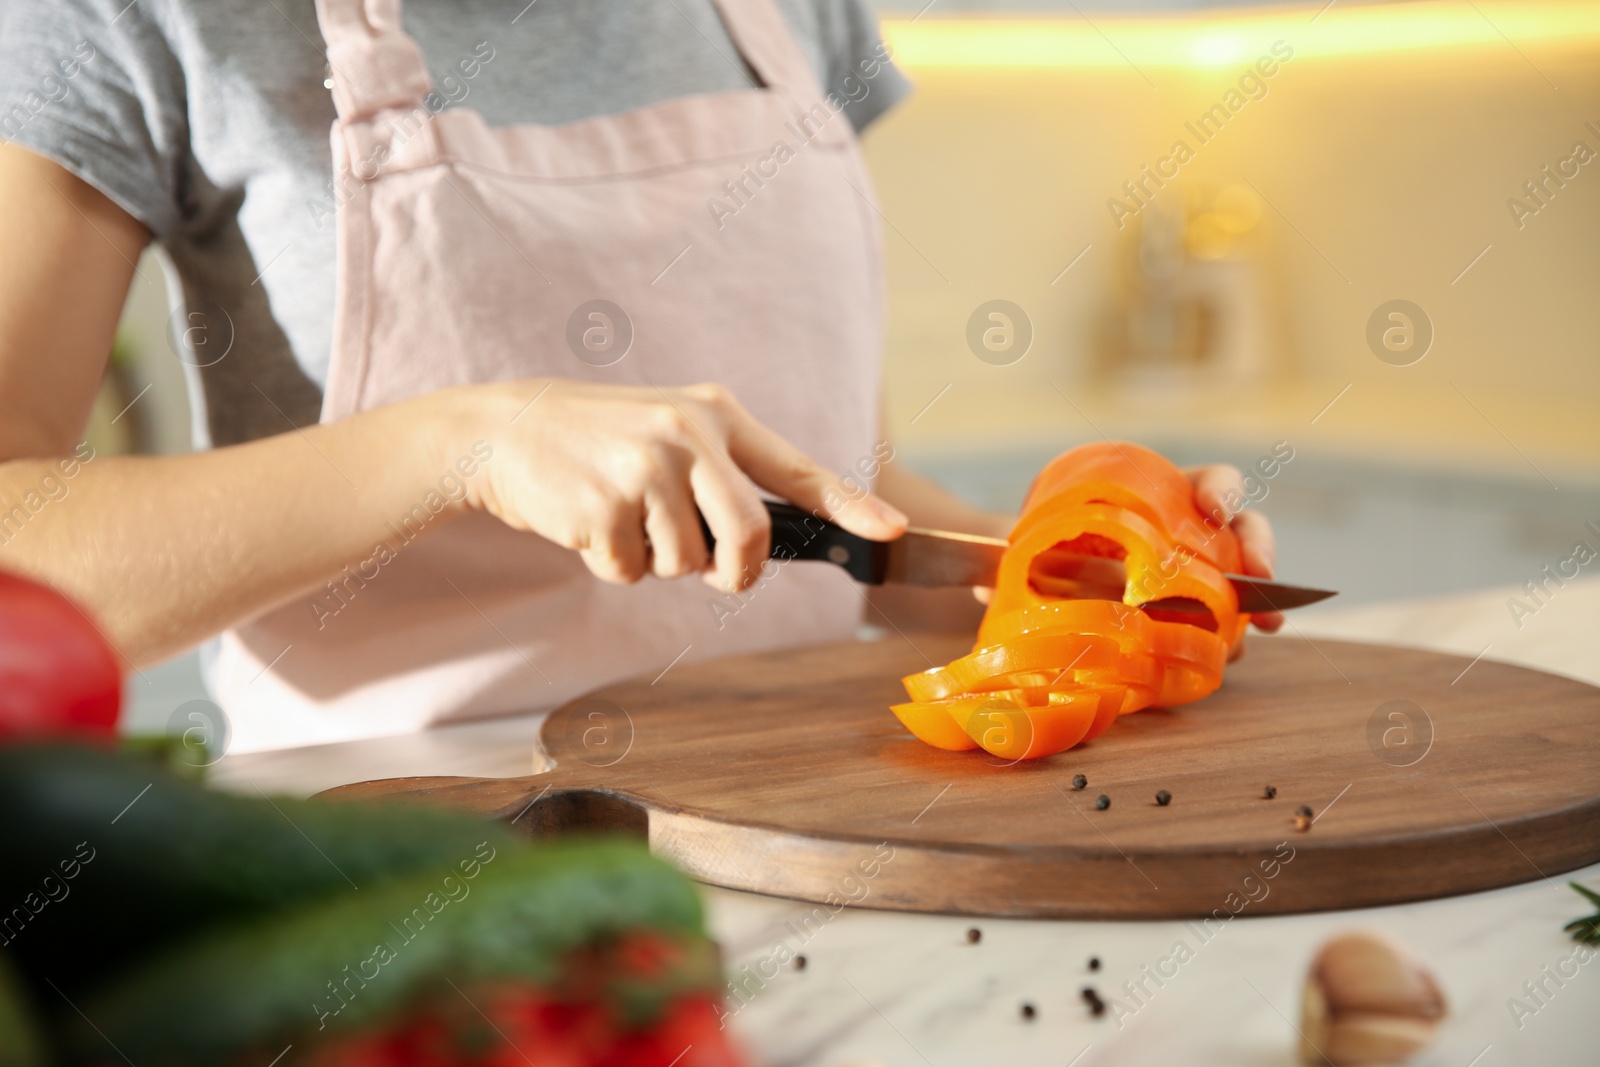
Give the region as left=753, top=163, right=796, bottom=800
left=0, top=568, right=121, bottom=741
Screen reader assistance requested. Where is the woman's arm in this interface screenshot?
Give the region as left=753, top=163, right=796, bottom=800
left=0, top=146, right=481, bottom=666
left=0, top=145, right=145, bottom=458
left=0, top=147, right=907, bottom=668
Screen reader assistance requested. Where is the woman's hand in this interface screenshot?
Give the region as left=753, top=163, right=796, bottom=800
left=447, top=380, right=908, bottom=593
left=1186, top=463, right=1283, bottom=635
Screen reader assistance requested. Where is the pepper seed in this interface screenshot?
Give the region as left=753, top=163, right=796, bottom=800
left=1020, top=1002, right=1037, bottom=1020
left=1095, top=794, right=1111, bottom=810
left=966, top=927, right=982, bottom=944
left=1297, top=804, right=1313, bottom=818
left=1089, top=997, right=1106, bottom=1017
left=1072, top=774, right=1088, bottom=790
left=1264, top=785, right=1277, bottom=799
left=1294, top=814, right=1312, bottom=832
left=794, top=954, right=807, bottom=970
left=1088, top=956, right=1101, bottom=971
left=1155, top=789, right=1172, bottom=806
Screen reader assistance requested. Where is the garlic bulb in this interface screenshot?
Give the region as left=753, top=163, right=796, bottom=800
left=1299, top=931, right=1447, bottom=1065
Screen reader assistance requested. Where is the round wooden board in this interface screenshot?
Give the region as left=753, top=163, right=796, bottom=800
left=326, top=635, right=1600, bottom=919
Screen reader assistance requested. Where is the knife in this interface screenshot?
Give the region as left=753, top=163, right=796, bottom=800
left=708, top=500, right=1336, bottom=614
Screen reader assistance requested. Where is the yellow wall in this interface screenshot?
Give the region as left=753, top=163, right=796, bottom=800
left=866, top=3, right=1600, bottom=482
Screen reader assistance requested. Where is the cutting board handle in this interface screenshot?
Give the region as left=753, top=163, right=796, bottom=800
left=321, top=773, right=649, bottom=842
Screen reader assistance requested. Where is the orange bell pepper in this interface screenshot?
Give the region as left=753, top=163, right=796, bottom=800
left=1016, top=440, right=1243, bottom=575
left=891, top=442, right=1247, bottom=761
left=901, top=633, right=1121, bottom=703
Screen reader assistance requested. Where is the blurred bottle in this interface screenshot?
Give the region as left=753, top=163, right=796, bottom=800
left=1099, top=182, right=1274, bottom=392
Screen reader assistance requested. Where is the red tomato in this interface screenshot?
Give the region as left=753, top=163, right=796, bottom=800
left=0, top=568, right=121, bottom=740
left=305, top=985, right=746, bottom=1067
left=605, top=996, right=744, bottom=1067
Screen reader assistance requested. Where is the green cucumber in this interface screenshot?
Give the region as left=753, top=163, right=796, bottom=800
left=0, top=743, right=518, bottom=1003
left=63, top=839, right=713, bottom=1067
left=0, top=957, right=45, bottom=1067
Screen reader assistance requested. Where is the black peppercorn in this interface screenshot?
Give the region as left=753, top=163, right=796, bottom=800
left=794, top=954, right=807, bottom=970
left=1095, top=794, right=1110, bottom=810
left=1264, top=785, right=1277, bottom=799
left=1089, top=996, right=1106, bottom=1017
left=1297, top=804, right=1313, bottom=818
left=966, top=927, right=982, bottom=944
left=1088, top=956, right=1101, bottom=971
left=1072, top=774, right=1087, bottom=790
left=1155, top=789, right=1171, bottom=806
left=1020, top=1002, right=1037, bottom=1020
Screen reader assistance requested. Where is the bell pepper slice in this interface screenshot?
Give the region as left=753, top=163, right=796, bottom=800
left=998, top=504, right=1241, bottom=640
left=901, top=633, right=1121, bottom=704
left=1147, top=618, right=1230, bottom=705
left=945, top=690, right=1103, bottom=761
left=973, top=603, right=1161, bottom=713
left=976, top=598, right=1146, bottom=648
left=889, top=700, right=980, bottom=752
left=891, top=681, right=1124, bottom=761
left=1071, top=683, right=1126, bottom=742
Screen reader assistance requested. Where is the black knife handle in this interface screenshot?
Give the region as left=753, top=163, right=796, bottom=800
left=698, top=500, right=889, bottom=584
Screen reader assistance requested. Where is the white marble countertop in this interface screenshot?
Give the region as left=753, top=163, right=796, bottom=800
left=214, top=578, right=1600, bottom=1067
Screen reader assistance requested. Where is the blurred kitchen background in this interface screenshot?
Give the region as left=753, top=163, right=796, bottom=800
left=98, top=0, right=1599, bottom=727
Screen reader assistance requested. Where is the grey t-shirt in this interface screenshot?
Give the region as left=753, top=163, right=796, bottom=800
left=0, top=0, right=909, bottom=446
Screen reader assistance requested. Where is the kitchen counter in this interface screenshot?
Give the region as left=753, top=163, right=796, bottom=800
left=215, top=577, right=1600, bottom=1066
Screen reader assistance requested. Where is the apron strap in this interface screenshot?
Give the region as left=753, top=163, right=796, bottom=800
left=315, top=0, right=434, bottom=122
left=708, top=0, right=828, bottom=100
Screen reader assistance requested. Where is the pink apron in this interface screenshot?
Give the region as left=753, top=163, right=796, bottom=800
left=211, top=0, right=885, bottom=752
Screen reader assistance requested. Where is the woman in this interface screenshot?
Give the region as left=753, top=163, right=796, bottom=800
left=0, top=0, right=1278, bottom=752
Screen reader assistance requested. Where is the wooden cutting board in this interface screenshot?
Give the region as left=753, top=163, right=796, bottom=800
left=324, top=635, right=1600, bottom=919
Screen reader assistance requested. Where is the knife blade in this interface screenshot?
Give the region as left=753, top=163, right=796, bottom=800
left=742, top=501, right=1337, bottom=614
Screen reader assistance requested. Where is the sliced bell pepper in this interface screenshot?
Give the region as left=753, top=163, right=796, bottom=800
left=890, top=699, right=980, bottom=751
left=901, top=633, right=1121, bottom=703
left=890, top=442, right=1247, bottom=761
left=996, top=503, right=1243, bottom=642
left=946, top=690, right=1102, bottom=762
left=1017, top=440, right=1244, bottom=575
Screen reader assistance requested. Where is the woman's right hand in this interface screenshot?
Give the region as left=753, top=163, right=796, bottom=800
left=438, top=379, right=908, bottom=593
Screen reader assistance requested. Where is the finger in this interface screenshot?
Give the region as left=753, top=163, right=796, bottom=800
left=642, top=476, right=707, bottom=580
left=578, top=498, right=649, bottom=585
left=688, top=452, right=770, bottom=593
left=1229, top=509, right=1284, bottom=633
left=721, top=403, right=907, bottom=541
left=1186, top=464, right=1247, bottom=527
left=1230, top=508, right=1277, bottom=577
left=1252, top=611, right=1286, bottom=634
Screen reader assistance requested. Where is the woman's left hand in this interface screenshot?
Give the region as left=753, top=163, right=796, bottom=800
left=1186, top=463, right=1283, bottom=635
